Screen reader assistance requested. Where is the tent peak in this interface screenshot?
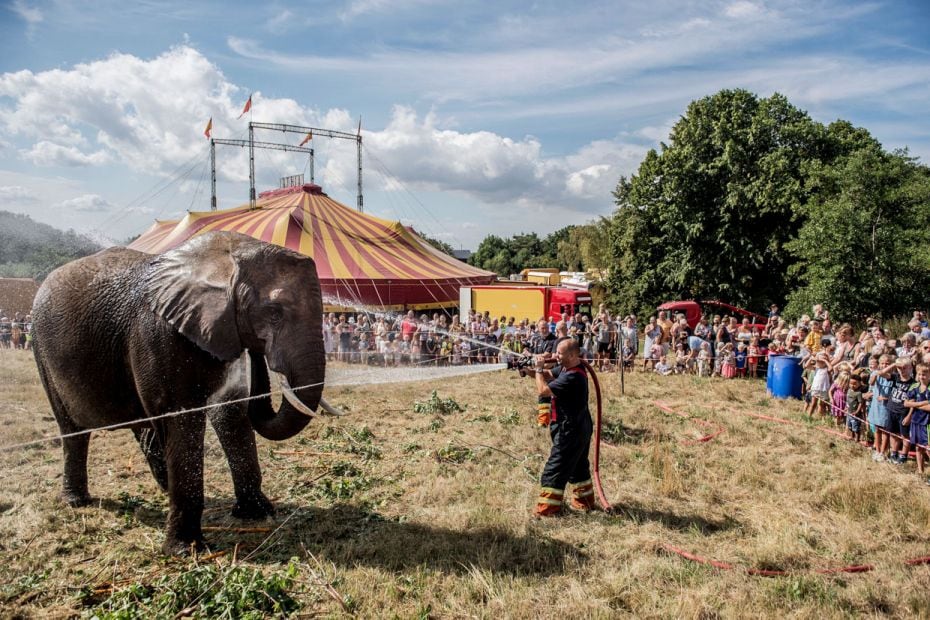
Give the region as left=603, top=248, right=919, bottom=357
left=258, top=183, right=325, bottom=200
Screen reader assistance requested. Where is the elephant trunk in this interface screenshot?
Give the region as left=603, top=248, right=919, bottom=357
left=246, top=349, right=322, bottom=441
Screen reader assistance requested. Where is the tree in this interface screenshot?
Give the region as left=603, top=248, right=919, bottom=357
left=418, top=232, right=456, bottom=256
left=0, top=211, right=102, bottom=280
left=785, top=147, right=930, bottom=319
left=607, top=90, right=829, bottom=317
left=469, top=232, right=551, bottom=275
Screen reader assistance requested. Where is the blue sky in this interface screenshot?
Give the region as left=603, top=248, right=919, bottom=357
left=1, top=0, right=928, bottom=249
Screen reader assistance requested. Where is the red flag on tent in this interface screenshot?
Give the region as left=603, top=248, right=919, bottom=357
left=203, top=117, right=212, bottom=139
left=299, top=130, right=312, bottom=146
left=237, top=95, right=252, bottom=119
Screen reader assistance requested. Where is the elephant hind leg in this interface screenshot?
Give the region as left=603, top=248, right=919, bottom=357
left=61, top=433, right=92, bottom=506
left=133, top=426, right=169, bottom=491
left=35, top=360, right=92, bottom=506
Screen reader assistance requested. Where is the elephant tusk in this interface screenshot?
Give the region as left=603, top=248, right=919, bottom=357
left=280, top=378, right=316, bottom=418
left=318, top=395, right=347, bottom=417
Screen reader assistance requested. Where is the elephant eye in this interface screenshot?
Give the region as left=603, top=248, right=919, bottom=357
left=266, top=304, right=284, bottom=324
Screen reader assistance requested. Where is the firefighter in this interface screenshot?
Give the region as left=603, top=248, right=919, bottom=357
left=532, top=338, right=596, bottom=516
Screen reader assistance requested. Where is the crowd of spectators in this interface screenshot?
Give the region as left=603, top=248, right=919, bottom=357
left=794, top=309, right=930, bottom=484
left=320, top=307, right=641, bottom=368
left=0, top=311, right=31, bottom=350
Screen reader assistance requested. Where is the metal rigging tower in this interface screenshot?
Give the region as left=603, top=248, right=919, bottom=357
left=208, top=121, right=363, bottom=212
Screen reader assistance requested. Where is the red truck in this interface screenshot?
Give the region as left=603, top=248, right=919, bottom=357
left=658, top=300, right=768, bottom=331
left=460, top=285, right=593, bottom=322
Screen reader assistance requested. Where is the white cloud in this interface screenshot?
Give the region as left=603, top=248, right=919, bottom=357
left=724, top=1, right=766, bottom=20
left=324, top=106, right=644, bottom=213
left=226, top=6, right=803, bottom=105
left=57, top=193, right=114, bottom=213
left=0, top=46, right=325, bottom=183
left=10, top=0, right=42, bottom=24
left=21, top=141, right=111, bottom=167
left=340, top=0, right=437, bottom=20
left=264, top=9, right=298, bottom=31
left=0, top=184, right=39, bottom=205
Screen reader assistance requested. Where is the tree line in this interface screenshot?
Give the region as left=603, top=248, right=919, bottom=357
left=468, top=89, right=930, bottom=321
left=0, top=211, right=102, bottom=280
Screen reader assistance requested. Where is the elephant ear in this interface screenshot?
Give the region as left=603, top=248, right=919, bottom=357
left=146, top=233, right=243, bottom=361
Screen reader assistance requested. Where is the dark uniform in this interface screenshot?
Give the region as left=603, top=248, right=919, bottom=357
left=529, top=331, right=558, bottom=426
left=535, top=363, right=595, bottom=516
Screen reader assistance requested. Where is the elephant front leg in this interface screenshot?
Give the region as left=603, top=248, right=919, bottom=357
left=162, top=414, right=207, bottom=555
left=210, top=405, right=274, bottom=520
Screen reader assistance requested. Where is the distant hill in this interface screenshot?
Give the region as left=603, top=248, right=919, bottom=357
left=0, top=211, right=103, bottom=280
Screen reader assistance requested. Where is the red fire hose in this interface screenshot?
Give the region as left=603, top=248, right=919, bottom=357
left=582, top=361, right=612, bottom=512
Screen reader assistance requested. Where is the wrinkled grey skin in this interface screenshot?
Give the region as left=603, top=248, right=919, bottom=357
left=31, top=232, right=325, bottom=554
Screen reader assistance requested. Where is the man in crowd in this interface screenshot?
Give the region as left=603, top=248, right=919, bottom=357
left=532, top=338, right=596, bottom=517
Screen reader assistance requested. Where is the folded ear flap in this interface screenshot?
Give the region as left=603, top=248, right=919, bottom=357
left=146, top=234, right=243, bottom=361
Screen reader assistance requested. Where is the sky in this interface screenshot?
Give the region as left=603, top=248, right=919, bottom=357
left=1, top=0, right=928, bottom=250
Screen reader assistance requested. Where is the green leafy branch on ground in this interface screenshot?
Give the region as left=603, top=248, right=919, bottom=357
left=82, top=559, right=302, bottom=619
left=413, top=391, right=465, bottom=416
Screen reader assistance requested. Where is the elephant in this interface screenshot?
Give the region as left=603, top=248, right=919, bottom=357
left=31, top=231, right=341, bottom=554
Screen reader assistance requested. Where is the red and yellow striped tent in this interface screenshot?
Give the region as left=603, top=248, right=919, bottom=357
left=128, top=184, right=495, bottom=310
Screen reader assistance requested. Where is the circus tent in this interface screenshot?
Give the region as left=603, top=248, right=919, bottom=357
left=127, top=184, right=496, bottom=310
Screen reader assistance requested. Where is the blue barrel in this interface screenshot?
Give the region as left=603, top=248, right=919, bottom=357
left=767, top=355, right=803, bottom=399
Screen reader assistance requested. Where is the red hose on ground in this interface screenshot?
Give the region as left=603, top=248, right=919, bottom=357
left=655, top=402, right=930, bottom=576
left=582, top=361, right=612, bottom=512
left=661, top=543, right=883, bottom=575
left=654, top=400, right=727, bottom=444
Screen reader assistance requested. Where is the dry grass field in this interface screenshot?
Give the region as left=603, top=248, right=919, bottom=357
left=2, top=347, right=930, bottom=618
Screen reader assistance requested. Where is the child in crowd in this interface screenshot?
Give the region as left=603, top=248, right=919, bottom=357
left=747, top=336, right=761, bottom=379
left=735, top=343, right=748, bottom=378
left=829, top=371, right=849, bottom=428
left=460, top=339, right=472, bottom=364
left=903, top=363, right=930, bottom=483
left=645, top=341, right=663, bottom=373
left=440, top=336, right=453, bottom=365
left=399, top=335, right=412, bottom=365
left=805, top=352, right=832, bottom=417
left=655, top=355, right=673, bottom=376
left=383, top=338, right=396, bottom=366
left=720, top=343, right=736, bottom=379
left=622, top=341, right=636, bottom=370
left=674, top=342, right=690, bottom=374
left=868, top=354, right=893, bottom=461
left=878, top=357, right=914, bottom=464
left=697, top=341, right=713, bottom=377
left=451, top=340, right=462, bottom=366
left=845, top=373, right=864, bottom=442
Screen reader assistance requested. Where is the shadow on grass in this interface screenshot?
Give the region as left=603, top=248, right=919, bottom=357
left=602, top=423, right=671, bottom=446
left=97, top=498, right=583, bottom=577
left=607, top=499, right=738, bottom=535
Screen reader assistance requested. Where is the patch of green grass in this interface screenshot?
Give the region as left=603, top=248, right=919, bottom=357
left=770, top=575, right=838, bottom=607
left=413, top=391, right=465, bottom=415
left=311, top=462, right=375, bottom=502
left=435, top=442, right=477, bottom=464
left=82, top=559, right=302, bottom=618
left=319, top=426, right=382, bottom=460
left=1, top=569, right=49, bottom=602
left=497, top=408, right=521, bottom=426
